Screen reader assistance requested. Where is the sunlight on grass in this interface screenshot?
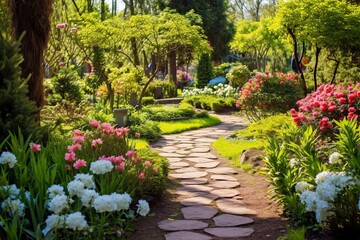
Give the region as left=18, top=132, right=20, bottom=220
left=134, top=139, right=149, bottom=149
left=212, top=137, right=264, bottom=168
left=158, top=115, right=221, bottom=134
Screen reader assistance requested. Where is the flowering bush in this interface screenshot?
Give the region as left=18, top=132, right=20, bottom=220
left=290, top=83, right=360, bottom=136
left=237, top=72, right=303, bottom=122
left=182, top=83, right=239, bottom=99
left=176, top=70, right=193, bottom=89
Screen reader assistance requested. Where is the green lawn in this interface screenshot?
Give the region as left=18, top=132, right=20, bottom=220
left=158, top=115, right=221, bottom=134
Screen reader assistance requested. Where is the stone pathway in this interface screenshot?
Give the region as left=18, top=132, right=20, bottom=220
left=151, top=114, right=258, bottom=240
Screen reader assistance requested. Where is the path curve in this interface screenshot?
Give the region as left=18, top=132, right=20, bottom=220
left=151, top=113, right=258, bottom=240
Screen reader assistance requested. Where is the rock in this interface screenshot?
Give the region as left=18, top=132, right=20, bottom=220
left=210, top=175, right=238, bottom=181
left=169, top=162, right=190, bottom=169
left=210, top=189, right=240, bottom=198
left=158, top=220, right=208, bottom=231
left=180, top=193, right=219, bottom=206
left=204, top=227, right=254, bottom=238
left=213, top=214, right=254, bottom=226
left=169, top=172, right=208, bottom=179
left=208, top=181, right=240, bottom=189
left=239, top=149, right=264, bottom=167
left=165, top=231, right=212, bottom=240
left=207, top=167, right=237, bottom=175
left=195, top=162, right=220, bottom=168
left=181, top=206, right=218, bottom=219
left=176, top=185, right=213, bottom=193
left=179, top=178, right=208, bottom=185
left=216, top=198, right=257, bottom=215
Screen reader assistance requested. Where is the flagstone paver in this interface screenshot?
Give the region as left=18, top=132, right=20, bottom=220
left=154, top=114, right=257, bottom=239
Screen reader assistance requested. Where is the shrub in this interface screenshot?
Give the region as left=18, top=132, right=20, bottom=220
left=145, top=80, right=177, bottom=98
left=182, top=83, right=239, bottom=99
left=0, top=37, right=41, bottom=144
left=196, top=54, right=214, bottom=88
left=142, top=96, right=155, bottom=105
left=141, top=104, right=196, bottom=121
left=213, top=62, right=243, bottom=78
left=237, top=72, right=304, bottom=122
left=289, top=83, right=360, bottom=138
left=225, top=64, right=251, bottom=88
left=183, top=95, right=236, bottom=112
left=128, top=113, right=161, bottom=142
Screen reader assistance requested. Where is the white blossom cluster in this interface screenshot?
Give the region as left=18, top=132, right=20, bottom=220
left=328, top=152, right=342, bottom=164
left=43, top=173, right=150, bottom=236
left=297, top=171, right=360, bottom=224
left=0, top=184, right=25, bottom=217
left=90, top=160, right=114, bottom=175
left=0, top=151, right=17, bottom=168
left=182, top=83, right=239, bottom=99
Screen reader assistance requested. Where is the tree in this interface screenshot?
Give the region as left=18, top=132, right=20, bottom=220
left=196, top=54, right=214, bottom=88
left=7, top=0, right=54, bottom=110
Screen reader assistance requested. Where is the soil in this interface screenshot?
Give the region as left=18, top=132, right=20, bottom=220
left=128, top=147, right=289, bottom=240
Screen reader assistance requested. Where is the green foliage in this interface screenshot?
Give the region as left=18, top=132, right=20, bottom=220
left=141, top=104, right=196, bottom=121
left=196, top=54, right=214, bottom=88
left=159, top=115, right=221, bottom=134
left=213, top=62, right=243, bottom=78
left=278, top=227, right=306, bottom=240
left=141, top=97, right=155, bottom=106
left=49, top=66, right=82, bottom=104
left=183, top=95, right=236, bottom=112
left=0, top=37, right=41, bottom=144
left=145, top=80, right=178, bottom=98
left=128, top=113, right=161, bottom=142
left=225, top=64, right=251, bottom=88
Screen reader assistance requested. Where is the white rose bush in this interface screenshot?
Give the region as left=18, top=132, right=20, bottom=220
left=0, top=120, right=168, bottom=239
left=265, top=118, right=360, bottom=235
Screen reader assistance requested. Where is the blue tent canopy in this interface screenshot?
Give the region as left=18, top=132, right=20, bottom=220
left=208, top=76, right=227, bottom=86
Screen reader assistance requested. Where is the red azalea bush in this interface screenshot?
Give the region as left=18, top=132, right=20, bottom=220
left=290, top=83, right=360, bottom=135
left=236, top=72, right=303, bottom=122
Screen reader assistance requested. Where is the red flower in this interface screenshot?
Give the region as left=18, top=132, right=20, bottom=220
left=29, top=142, right=41, bottom=152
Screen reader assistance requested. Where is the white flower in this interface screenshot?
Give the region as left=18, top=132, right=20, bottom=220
left=1, top=198, right=25, bottom=217
left=1, top=184, right=20, bottom=199
left=93, top=195, right=117, bottom=213
left=315, top=171, right=333, bottom=184
left=111, top=192, right=132, bottom=211
left=295, top=181, right=313, bottom=193
left=81, top=189, right=99, bottom=208
left=136, top=199, right=150, bottom=216
left=328, top=152, right=342, bottom=164
left=47, top=185, right=65, bottom=199
left=48, top=194, right=69, bottom=214
left=0, top=151, right=17, bottom=168
left=67, top=180, right=85, bottom=197
left=90, top=160, right=114, bottom=175
left=42, top=214, right=66, bottom=236
left=315, top=198, right=333, bottom=223
left=74, top=173, right=95, bottom=189
left=316, top=181, right=337, bottom=201
left=65, top=212, right=88, bottom=231
left=299, top=190, right=317, bottom=212
left=289, top=158, right=299, bottom=168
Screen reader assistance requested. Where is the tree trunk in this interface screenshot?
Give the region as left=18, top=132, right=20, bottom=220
left=8, top=0, right=54, bottom=110
left=330, top=59, right=340, bottom=85
left=313, top=45, right=321, bottom=90
left=168, top=50, right=177, bottom=83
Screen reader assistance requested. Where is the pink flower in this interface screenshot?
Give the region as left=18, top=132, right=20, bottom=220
left=89, top=120, right=101, bottom=128
left=56, top=23, right=68, bottom=29
left=73, top=136, right=85, bottom=144
left=113, top=156, right=125, bottom=164
left=73, top=159, right=87, bottom=169
left=339, top=97, right=347, bottom=104
left=348, top=107, right=356, bottom=113
left=132, top=157, right=141, bottom=163
left=65, top=152, right=76, bottom=162
left=135, top=132, right=141, bottom=138
left=71, top=129, right=83, bottom=137
left=138, top=172, right=145, bottom=179
left=67, top=144, right=82, bottom=152
left=70, top=27, right=77, bottom=33
left=91, top=138, right=103, bottom=147
left=29, top=142, right=41, bottom=152
left=144, top=161, right=152, bottom=167
left=126, top=150, right=136, bottom=158
left=115, top=162, right=125, bottom=171
left=279, top=81, right=284, bottom=85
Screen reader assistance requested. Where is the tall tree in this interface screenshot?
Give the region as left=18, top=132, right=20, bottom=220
left=8, top=0, right=54, bottom=110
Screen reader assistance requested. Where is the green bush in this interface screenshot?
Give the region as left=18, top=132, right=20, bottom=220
left=213, top=62, right=243, bottom=78
left=128, top=112, right=161, bottom=142
left=141, top=104, right=196, bottom=121
left=226, top=64, right=251, bottom=88
left=141, top=96, right=155, bottom=105
left=196, top=54, right=214, bottom=88
left=183, top=95, right=236, bottom=112
left=0, top=36, right=41, bottom=144
left=145, top=80, right=177, bottom=98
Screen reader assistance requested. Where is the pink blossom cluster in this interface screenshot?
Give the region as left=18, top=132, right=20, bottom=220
left=290, top=83, right=360, bottom=131
left=29, top=142, right=41, bottom=152
left=56, top=23, right=68, bottom=29
left=89, top=120, right=130, bottom=137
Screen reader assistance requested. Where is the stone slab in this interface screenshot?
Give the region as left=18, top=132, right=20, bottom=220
left=175, top=191, right=209, bottom=197
left=160, top=153, right=186, bottom=158
left=175, top=150, right=191, bottom=155
left=204, top=227, right=254, bottom=238
left=195, top=161, right=220, bottom=168
left=188, top=153, right=218, bottom=159
left=168, top=158, right=183, bottom=163
left=186, top=158, right=215, bottom=163
left=181, top=206, right=218, bottom=220
left=169, top=162, right=190, bottom=169
left=210, top=175, right=238, bottom=181
left=175, top=167, right=199, bottom=173
left=207, top=167, right=237, bottom=175
left=180, top=193, right=219, bottom=206
left=176, top=144, right=194, bottom=148
left=211, top=189, right=240, bottom=198
left=176, top=185, right=213, bottom=193
left=165, top=231, right=212, bottom=240
left=158, top=220, right=208, bottom=231
left=191, top=147, right=210, bottom=153
left=169, top=172, right=208, bottom=179
left=208, top=181, right=240, bottom=189
left=216, top=198, right=257, bottom=215
left=194, top=138, right=216, bottom=143
left=213, top=214, right=254, bottom=227
left=179, top=178, right=208, bottom=185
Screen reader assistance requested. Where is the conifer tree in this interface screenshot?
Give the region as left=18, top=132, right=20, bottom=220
left=196, top=54, right=214, bottom=88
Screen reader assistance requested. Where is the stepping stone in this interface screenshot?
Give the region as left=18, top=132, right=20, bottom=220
left=216, top=199, right=257, bottom=215
left=165, top=231, right=213, bottom=240
left=213, top=214, right=254, bottom=227
left=169, top=162, right=190, bottom=169
left=194, top=138, right=216, bottom=143
left=169, top=172, right=208, bottom=179
left=176, top=185, right=213, bottom=193
left=181, top=206, right=218, bottom=220
left=207, top=167, right=237, bottom=175
left=188, top=153, right=218, bottom=159
left=179, top=178, right=208, bottom=185
left=168, top=158, right=183, bottom=163
left=175, top=167, right=199, bottom=173
left=175, top=191, right=209, bottom=197
left=176, top=144, right=194, bottom=148
left=175, top=150, right=191, bottom=155
left=180, top=193, right=219, bottom=206
left=186, top=158, right=215, bottom=163
left=208, top=181, right=240, bottom=189
left=160, top=153, right=186, bottom=158
left=158, top=220, right=208, bottom=231
left=204, top=227, right=254, bottom=238
left=211, top=189, right=240, bottom=198
left=210, top=174, right=238, bottom=181
left=195, top=162, right=220, bottom=168
left=160, top=149, right=176, bottom=153
left=191, top=147, right=210, bottom=153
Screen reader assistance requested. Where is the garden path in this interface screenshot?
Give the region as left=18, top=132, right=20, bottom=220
left=151, top=113, right=259, bottom=239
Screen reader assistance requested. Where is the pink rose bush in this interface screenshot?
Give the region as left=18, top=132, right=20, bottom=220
left=290, top=83, right=360, bottom=135
left=237, top=72, right=303, bottom=122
